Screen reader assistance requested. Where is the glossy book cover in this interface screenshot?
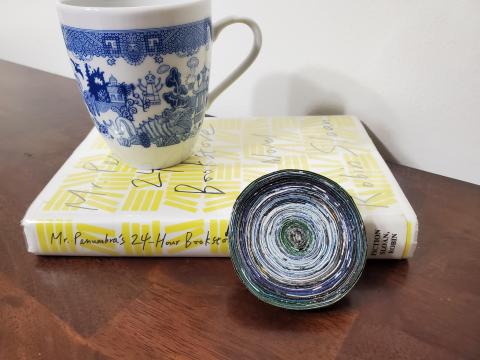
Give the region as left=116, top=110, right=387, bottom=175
left=22, top=116, right=418, bottom=258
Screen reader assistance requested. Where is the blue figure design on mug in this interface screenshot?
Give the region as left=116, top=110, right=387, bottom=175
left=61, top=18, right=212, bottom=149
left=137, top=72, right=163, bottom=106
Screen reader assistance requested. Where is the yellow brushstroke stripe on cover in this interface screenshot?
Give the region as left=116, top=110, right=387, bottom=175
left=210, top=219, right=219, bottom=254
left=142, top=223, right=153, bottom=255
left=84, top=200, right=117, bottom=213
left=55, top=221, right=66, bottom=253
left=141, top=190, right=155, bottom=211
left=45, top=222, right=58, bottom=253
left=214, top=149, right=242, bottom=161
left=209, top=219, right=229, bottom=255
left=152, top=220, right=162, bottom=255
left=121, top=222, right=133, bottom=255
left=279, top=156, right=309, bottom=171
left=42, top=191, right=60, bottom=211
left=65, top=221, right=75, bottom=253
left=151, top=191, right=163, bottom=211
left=122, top=191, right=136, bottom=211
left=56, top=191, right=76, bottom=212
left=96, top=173, right=132, bottom=190
left=131, top=191, right=146, bottom=211
left=36, top=223, right=49, bottom=253
left=204, top=192, right=239, bottom=213
left=61, top=174, right=98, bottom=188
left=76, top=223, right=118, bottom=255
left=402, top=221, right=413, bottom=258
left=131, top=222, right=142, bottom=255
left=163, top=188, right=200, bottom=212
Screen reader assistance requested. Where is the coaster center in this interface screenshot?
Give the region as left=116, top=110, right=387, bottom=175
left=280, top=220, right=312, bottom=254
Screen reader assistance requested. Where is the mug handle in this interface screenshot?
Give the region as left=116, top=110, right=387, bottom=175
left=207, top=17, right=262, bottom=109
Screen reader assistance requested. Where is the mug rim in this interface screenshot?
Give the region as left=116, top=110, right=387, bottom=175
left=57, top=0, right=211, bottom=29
left=57, top=0, right=206, bottom=11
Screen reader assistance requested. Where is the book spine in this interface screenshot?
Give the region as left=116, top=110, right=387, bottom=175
left=23, top=212, right=417, bottom=258
left=22, top=217, right=230, bottom=257
left=363, top=212, right=418, bottom=259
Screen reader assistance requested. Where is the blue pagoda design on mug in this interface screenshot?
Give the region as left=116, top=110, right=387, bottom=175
left=61, top=18, right=212, bottom=149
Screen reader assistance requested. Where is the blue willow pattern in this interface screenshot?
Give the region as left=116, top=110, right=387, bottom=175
left=62, top=19, right=211, bottom=148
left=61, top=18, right=212, bottom=64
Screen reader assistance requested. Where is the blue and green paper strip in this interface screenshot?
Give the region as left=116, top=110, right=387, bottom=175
left=229, top=170, right=367, bottom=309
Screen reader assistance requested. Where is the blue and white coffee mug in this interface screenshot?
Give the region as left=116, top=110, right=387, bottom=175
left=57, top=0, right=261, bottom=169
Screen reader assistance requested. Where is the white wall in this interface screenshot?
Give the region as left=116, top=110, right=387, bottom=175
left=1, top=0, right=479, bottom=184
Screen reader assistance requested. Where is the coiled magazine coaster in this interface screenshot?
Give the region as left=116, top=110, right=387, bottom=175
left=229, top=169, right=367, bottom=310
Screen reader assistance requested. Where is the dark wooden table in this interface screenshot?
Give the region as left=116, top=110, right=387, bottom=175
left=0, top=60, right=479, bottom=360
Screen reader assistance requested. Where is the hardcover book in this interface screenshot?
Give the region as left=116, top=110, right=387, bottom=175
left=22, top=116, right=418, bottom=258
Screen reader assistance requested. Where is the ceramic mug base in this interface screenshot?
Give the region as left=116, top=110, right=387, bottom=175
left=108, top=135, right=197, bottom=169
